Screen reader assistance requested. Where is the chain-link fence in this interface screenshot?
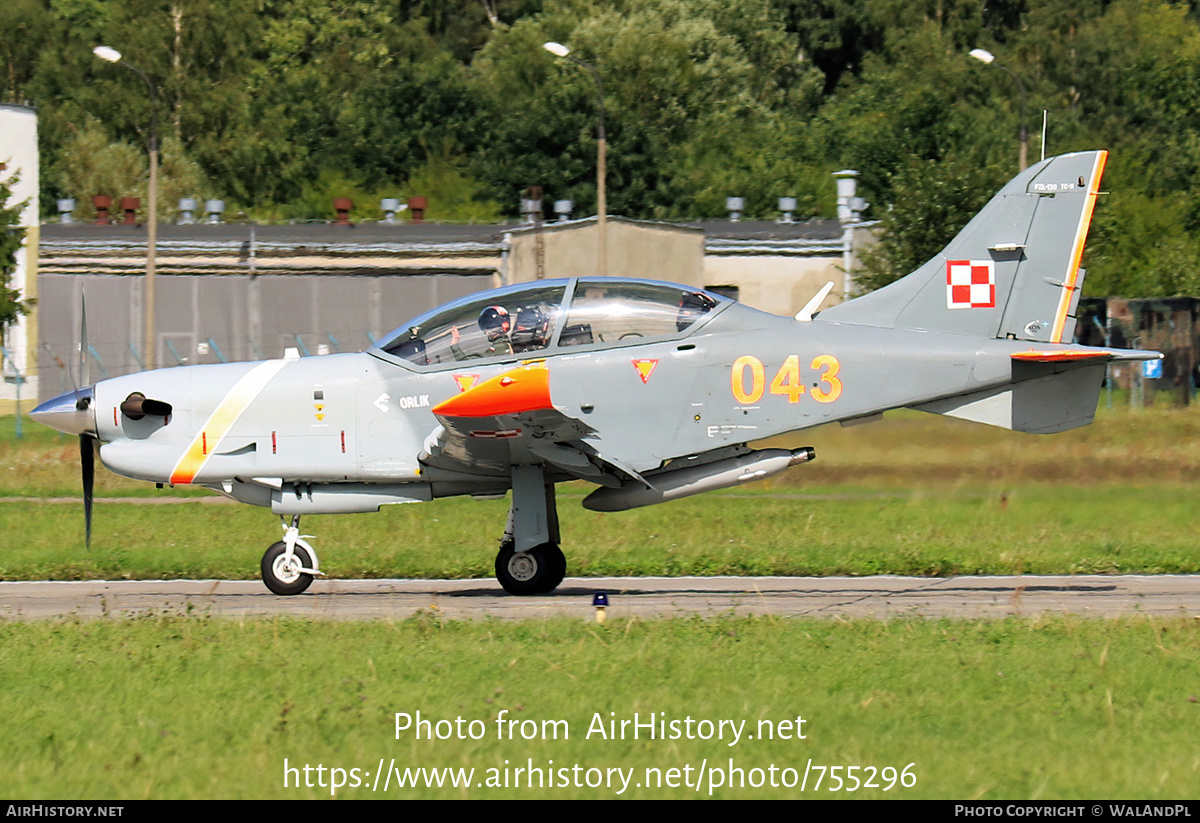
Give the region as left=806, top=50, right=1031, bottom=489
left=32, top=271, right=496, bottom=402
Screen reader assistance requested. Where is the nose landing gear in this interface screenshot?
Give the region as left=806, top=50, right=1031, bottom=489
left=261, top=515, right=323, bottom=595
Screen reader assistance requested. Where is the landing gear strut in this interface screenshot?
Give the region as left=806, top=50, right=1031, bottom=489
left=261, top=515, right=323, bottom=595
left=494, top=465, right=566, bottom=595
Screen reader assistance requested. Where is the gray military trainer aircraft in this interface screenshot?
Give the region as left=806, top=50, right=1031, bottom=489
left=32, top=150, right=1159, bottom=596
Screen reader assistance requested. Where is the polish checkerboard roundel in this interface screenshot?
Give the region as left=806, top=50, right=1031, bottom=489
left=945, top=259, right=995, bottom=309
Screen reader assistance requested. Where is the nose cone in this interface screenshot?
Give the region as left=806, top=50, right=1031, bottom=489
left=30, top=388, right=98, bottom=437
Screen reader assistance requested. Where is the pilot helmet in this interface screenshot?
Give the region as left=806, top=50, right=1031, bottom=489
left=511, top=305, right=551, bottom=349
left=479, top=305, right=511, bottom=340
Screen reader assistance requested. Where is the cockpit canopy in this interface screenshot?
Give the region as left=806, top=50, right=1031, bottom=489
left=372, top=278, right=727, bottom=369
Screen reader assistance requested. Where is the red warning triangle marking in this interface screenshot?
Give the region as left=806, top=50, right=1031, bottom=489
left=453, top=374, right=480, bottom=393
left=632, top=359, right=658, bottom=384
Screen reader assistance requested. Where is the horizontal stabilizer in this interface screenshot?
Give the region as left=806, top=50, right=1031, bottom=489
left=1011, top=348, right=1161, bottom=363
left=913, top=361, right=1107, bottom=433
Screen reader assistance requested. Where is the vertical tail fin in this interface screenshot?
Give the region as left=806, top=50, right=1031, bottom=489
left=819, top=150, right=1108, bottom=343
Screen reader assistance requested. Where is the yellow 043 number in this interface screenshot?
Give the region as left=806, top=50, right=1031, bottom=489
left=731, top=354, right=842, bottom=405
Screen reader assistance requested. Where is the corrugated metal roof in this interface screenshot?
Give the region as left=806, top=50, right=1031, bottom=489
left=41, top=216, right=852, bottom=265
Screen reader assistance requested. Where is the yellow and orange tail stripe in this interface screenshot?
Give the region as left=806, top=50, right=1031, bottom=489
left=1011, top=350, right=1110, bottom=363
left=1050, top=150, right=1108, bottom=343
left=169, top=359, right=291, bottom=484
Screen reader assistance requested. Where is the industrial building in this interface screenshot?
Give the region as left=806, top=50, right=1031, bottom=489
left=30, top=209, right=872, bottom=404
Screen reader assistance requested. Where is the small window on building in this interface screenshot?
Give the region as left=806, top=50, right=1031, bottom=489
left=705, top=285, right=739, bottom=302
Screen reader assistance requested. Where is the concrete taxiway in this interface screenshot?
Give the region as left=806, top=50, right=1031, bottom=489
left=0, top=575, right=1197, bottom=621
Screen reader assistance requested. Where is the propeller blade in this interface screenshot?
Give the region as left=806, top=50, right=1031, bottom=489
left=81, top=434, right=95, bottom=548
left=79, top=290, right=90, bottom=389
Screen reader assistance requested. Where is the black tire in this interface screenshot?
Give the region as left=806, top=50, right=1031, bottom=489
left=261, top=541, right=315, bottom=596
left=495, top=541, right=565, bottom=595
left=546, top=543, right=567, bottom=592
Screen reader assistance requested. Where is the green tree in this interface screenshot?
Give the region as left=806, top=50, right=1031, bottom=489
left=54, top=120, right=146, bottom=221
left=0, top=177, right=31, bottom=347
left=29, top=0, right=258, bottom=214
left=470, top=0, right=816, bottom=217
left=17, top=0, right=1200, bottom=300
left=856, top=155, right=1007, bottom=292
left=0, top=0, right=55, bottom=103
left=821, top=20, right=1012, bottom=288
left=332, top=19, right=486, bottom=187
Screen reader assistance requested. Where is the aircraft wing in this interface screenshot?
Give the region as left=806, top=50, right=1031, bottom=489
left=423, top=365, right=644, bottom=488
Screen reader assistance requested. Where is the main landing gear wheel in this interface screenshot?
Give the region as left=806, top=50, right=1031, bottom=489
left=495, top=540, right=566, bottom=595
left=261, top=541, right=315, bottom=596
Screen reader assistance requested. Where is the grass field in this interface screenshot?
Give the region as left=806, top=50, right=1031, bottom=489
left=4, top=483, right=1200, bottom=582
left=2, top=614, right=1199, bottom=799
left=3, top=403, right=1200, bottom=582
left=3, top=403, right=1200, bottom=799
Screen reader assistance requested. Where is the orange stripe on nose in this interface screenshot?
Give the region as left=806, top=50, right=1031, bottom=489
left=432, top=365, right=551, bottom=418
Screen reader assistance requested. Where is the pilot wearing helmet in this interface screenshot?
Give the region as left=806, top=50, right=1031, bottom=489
left=478, top=305, right=513, bottom=350
left=509, top=304, right=552, bottom=353
left=450, top=304, right=514, bottom=360
left=450, top=303, right=554, bottom=360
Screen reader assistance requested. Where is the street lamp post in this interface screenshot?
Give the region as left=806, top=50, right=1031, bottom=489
left=969, top=48, right=1029, bottom=172
left=543, top=41, right=607, bottom=276
left=93, top=45, right=158, bottom=370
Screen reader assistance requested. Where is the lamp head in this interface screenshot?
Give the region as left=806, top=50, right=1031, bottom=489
left=543, top=42, right=571, bottom=58
left=969, top=48, right=995, bottom=64
left=93, top=46, right=122, bottom=63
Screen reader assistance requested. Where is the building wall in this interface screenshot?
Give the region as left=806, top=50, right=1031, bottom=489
left=1103, top=297, right=1199, bottom=405
left=507, top=218, right=704, bottom=286
left=35, top=272, right=493, bottom=401
left=506, top=217, right=858, bottom=318
left=30, top=217, right=860, bottom=403
left=702, top=256, right=846, bottom=317
left=0, top=104, right=39, bottom=412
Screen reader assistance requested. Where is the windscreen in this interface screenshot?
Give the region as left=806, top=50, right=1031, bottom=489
left=380, top=284, right=567, bottom=366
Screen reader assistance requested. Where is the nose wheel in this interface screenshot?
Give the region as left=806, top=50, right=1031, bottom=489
left=261, top=515, right=322, bottom=595
left=262, top=541, right=315, bottom=595
left=495, top=539, right=566, bottom=595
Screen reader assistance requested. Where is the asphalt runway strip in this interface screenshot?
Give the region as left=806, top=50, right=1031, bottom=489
left=1, top=575, right=1197, bottom=621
